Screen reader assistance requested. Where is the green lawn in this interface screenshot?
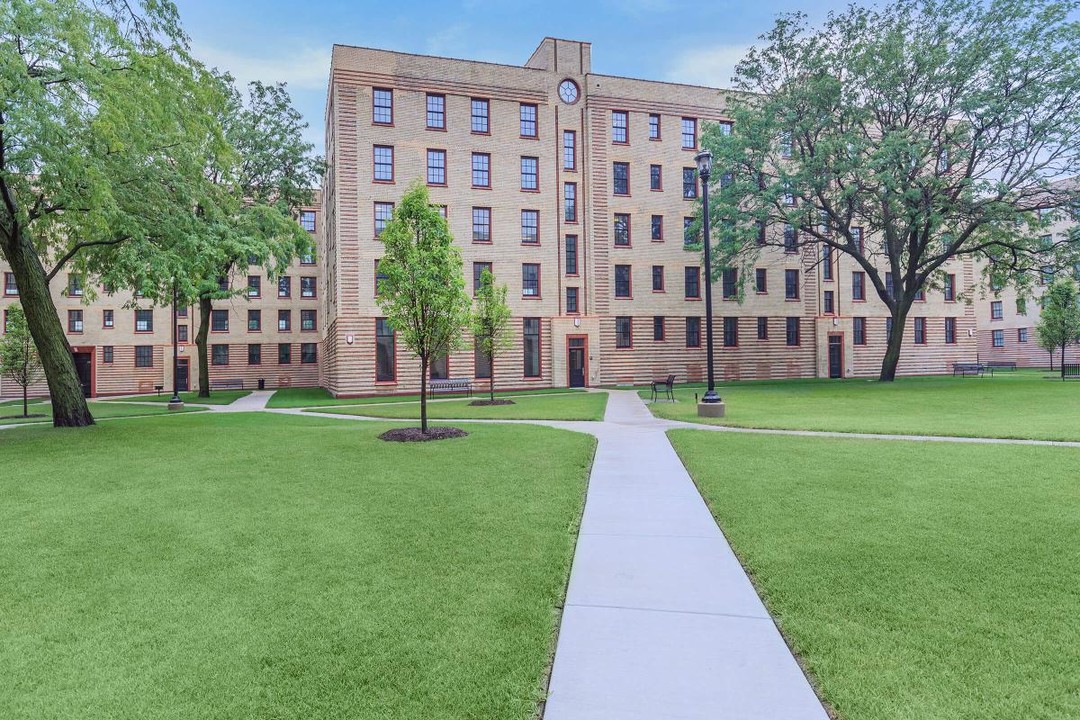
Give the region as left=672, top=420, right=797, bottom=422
left=0, top=400, right=202, bottom=424
left=642, top=371, right=1080, bottom=440
left=308, top=391, right=608, bottom=421
left=670, top=429, right=1080, bottom=720
left=105, top=390, right=250, bottom=405
left=267, top=385, right=583, bottom=409
left=0, top=412, right=595, bottom=719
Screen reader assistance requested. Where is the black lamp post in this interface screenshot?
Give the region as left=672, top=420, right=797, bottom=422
left=695, top=149, right=721, bottom=404
left=169, top=279, right=183, bottom=406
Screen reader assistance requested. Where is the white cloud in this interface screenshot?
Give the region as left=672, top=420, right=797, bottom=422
left=664, top=44, right=750, bottom=88
left=192, top=43, right=331, bottom=91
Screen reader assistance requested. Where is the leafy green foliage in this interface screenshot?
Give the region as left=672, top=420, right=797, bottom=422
left=0, top=305, right=44, bottom=416
left=470, top=269, right=512, bottom=400
left=1036, top=277, right=1080, bottom=370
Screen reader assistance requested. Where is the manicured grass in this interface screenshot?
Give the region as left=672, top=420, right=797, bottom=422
left=0, top=400, right=202, bottom=424
left=0, top=413, right=595, bottom=719
left=643, top=371, right=1080, bottom=440
left=105, top=390, right=250, bottom=405
left=267, top=384, right=583, bottom=409
left=308, top=391, right=608, bottom=421
left=669, top=429, right=1080, bottom=720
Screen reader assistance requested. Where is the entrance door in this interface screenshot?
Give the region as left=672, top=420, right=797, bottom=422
left=828, top=335, right=843, bottom=379
left=72, top=352, right=92, bottom=397
left=176, top=358, right=190, bottom=392
left=567, top=337, right=586, bottom=388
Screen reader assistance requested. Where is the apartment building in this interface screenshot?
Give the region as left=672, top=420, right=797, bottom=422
left=0, top=197, right=323, bottom=398
left=320, top=37, right=977, bottom=396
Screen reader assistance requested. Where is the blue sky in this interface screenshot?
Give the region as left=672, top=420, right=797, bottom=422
left=174, top=0, right=837, bottom=150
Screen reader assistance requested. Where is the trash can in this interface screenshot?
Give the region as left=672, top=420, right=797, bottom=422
left=258, top=378, right=265, bottom=390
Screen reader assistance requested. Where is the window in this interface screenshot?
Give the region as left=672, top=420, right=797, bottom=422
left=914, top=317, right=927, bottom=344
left=915, top=287, right=926, bottom=302
left=613, top=162, right=629, bottom=195
left=653, top=316, right=665, bottom=341
left=3, top=272, right=16, bottom=296
left=757, top=317, right=769, bottom=340
left=785, top=269, right=800, bottom=300
left=103, top=346, right=114, bottom=363
left=473, top=262, right=493, bottom=295
left=66, top=275, right=83, bottom=297
left=135, top=346, right=153, bottom=368
left=177, top=306, right=188, bottom=319
left=722, top=269, right=737, bottom=299
left=944, top=274, right=956, bottom=301
left=565, top=236, right=578, bottom=275
left=301, top=309, right=317, bottom=332
left=686, top=317, right=701, bottom=347
left=426, top=93, right=445, bottom=129
left=177, top=325, right=188, bottom=343
left=278, top=343, right=292, bottom=365
left=67, top=310, right=83, bottom=333
left=563, top=130, right=576, bottom=170
left=723, top=317, right=738, bottom=347
left=301, top=343, right=317, bottom=364
left=1018, top=327, right=1029, bottom=343
left=612, top=110, right=628, bottom=143
left=757, top=221, right=767, bottom=246
left=684, top=217, right=696, bottom=247
left=649, top=164, right=662, bottom=191
left=135, top=309, right=153, bottom=332
left=278, top=310, right=291, bottom=332
left=784, top=224, right=797, bottom=252
left=472, top=207, right=491, bottom=242
left=822, top=245, right=833, bottom=280
left=852, top=271, right=866, bottom=301
left=649, top=113, right=660, bottom=140
left=274, top=275, right=290, bottom=298
left=885, top=272, right=895, bottom=299
left=566, top=287, right=579, bottom=314
left=426, top=149, right=447, bottom=185
left=211, top=309, right=229, bottom=332
left=683, top=168, right=697, bottom=199
left=651, top=215, right=663, bottom=241
left=375, top=260, right=388, bottom=296
left=248, top=309, right=261, bottom=331
left=103, top=309, right=114, bottom=328
left=300, top=210, right=316, bottom=233
left=217, top=276, right=230, bottom=293
left=991, top=300, right=1003, bottom=320
left=374, top=202, right=394, bottom=238
left=615, top=316, right=632, bottom=348
left=246, top=275, right=261, bottom=298
left=471, top=98, right=489, bottom=133
left=1017, top=298, right=1027, bottom=315
left=755, top=268, right=768, bottom=293
left=615, top=265, right=631, bottom=298
left=685, top=266, right=700, bottom=299
left=614, top=213, right=631, bottom=246
left=376, top=318, right=394, bottom=380
left=854, top=317, right=867, bottom=345
left=681, top=117, right=697, bottom=149
left=300, top=276, right=316, bottom=298
left=474, top=340, right=492, bottom=379
left=1041, top=265, right=1054, bottom=285
left=852, top=226, right=864, bottom=253
left=823, top=290, right=835, bottom=314
left=519, top=103, right=537, bottom=137
left=652, top=265, right=665, bottom=292
left=522, top=263, right=540, bottom=297
left=564, top=183, right=577, bottom=222
left=523, top=318, right=541, bottom=377
left=248, top=344, right=261, bottom=365
left=521, top=156, right=539, bottom=190
left=786, top=317, right=801, bottom=346
left=373, top=88, right=393, bottom=124
left=992, top=329, right=1004, bottom=347
left=471, top=153, right=490, bottom=188
left=373, top=145, right=394, bottom=182
left=938, top=317, right=954, bottom=345
left=779, top=131, right=793, bottom=158
left=212, top=344, right=229, bottom=366
left=886, top=317, right=895, bottom=343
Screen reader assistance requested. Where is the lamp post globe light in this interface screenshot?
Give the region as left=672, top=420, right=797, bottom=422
left=694, top=149, right=725, bottom=417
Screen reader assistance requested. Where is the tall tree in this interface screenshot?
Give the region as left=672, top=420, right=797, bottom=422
left=0, top=305, right=45, bottom=417
left=704, top=0, right=1080, bottom=381
left=1036, top=278, right=1080, bottom=375
left=0, top=0, right=227, bottom=425
left=376, top=183, right=471, bottom=434
left=470, top=269, right=512, bottom=402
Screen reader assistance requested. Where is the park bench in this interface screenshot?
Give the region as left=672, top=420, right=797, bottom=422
left=154, top=384, right=164, bottom=396
left=651, top=374, right=676, bottom=402
left=985, top=361, right=1017, bottom=371
left=1062, top=364, right=1080, bottom=381
left=428, top=378, right=473, bottom=398
left=211, top=379, right=245, bottom=390
left=953, top=362, right=992, bottom=377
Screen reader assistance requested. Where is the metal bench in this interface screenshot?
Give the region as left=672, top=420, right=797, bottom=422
left=428, top=378, right=473, bottom=398
left=953, top=363, right=991, bottom=377
left=986, top=361, right=1017, bottom=371
left=1062, top=364, right=1080, bottom=380
left=651, top=374, right=676, bottom=402
left=211, top=379, right=245, bottom=390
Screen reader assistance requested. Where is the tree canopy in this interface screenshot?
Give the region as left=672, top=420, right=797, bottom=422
left=471, top=269, right=512, bottom=402
left=0, top=305, right=45, bottom=417
left=1036, top=278, right=1080, bottom=373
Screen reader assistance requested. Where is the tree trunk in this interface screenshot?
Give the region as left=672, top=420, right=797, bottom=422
left=1050, top=350, right=1054, bottom=371
left=0, top=230, right=93, bottom=426
left=419, top=353, right=428, bottom=434
left=1062, top=345, right=1067, bottom=380
left=878, top=302, right=911, bottom=382
left=489, top=354, right=495, bottom=402
left=22, top=381, right=28, bottom=418
left=196, top=296, right=212, bottom=398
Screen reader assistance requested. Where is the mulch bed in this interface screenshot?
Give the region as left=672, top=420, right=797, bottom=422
left=468, top=399, right=516, bottom=407
left=379, top=427, right=469, bottom=442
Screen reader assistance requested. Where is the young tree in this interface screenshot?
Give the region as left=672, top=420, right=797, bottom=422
left=705, top=0, right=1080, bottom=381
left=470, top=269, right=513, bottom=402
left=0, top=306, right=45, bottom=417
left=0, top=0, right=227, bottom=425
left=1036, top=278, right=1080, bottom=375
left=376, top=183, right=471, bottom=434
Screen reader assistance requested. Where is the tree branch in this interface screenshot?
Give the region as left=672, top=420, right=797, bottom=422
left=46, top=237, right=130, bottom=281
